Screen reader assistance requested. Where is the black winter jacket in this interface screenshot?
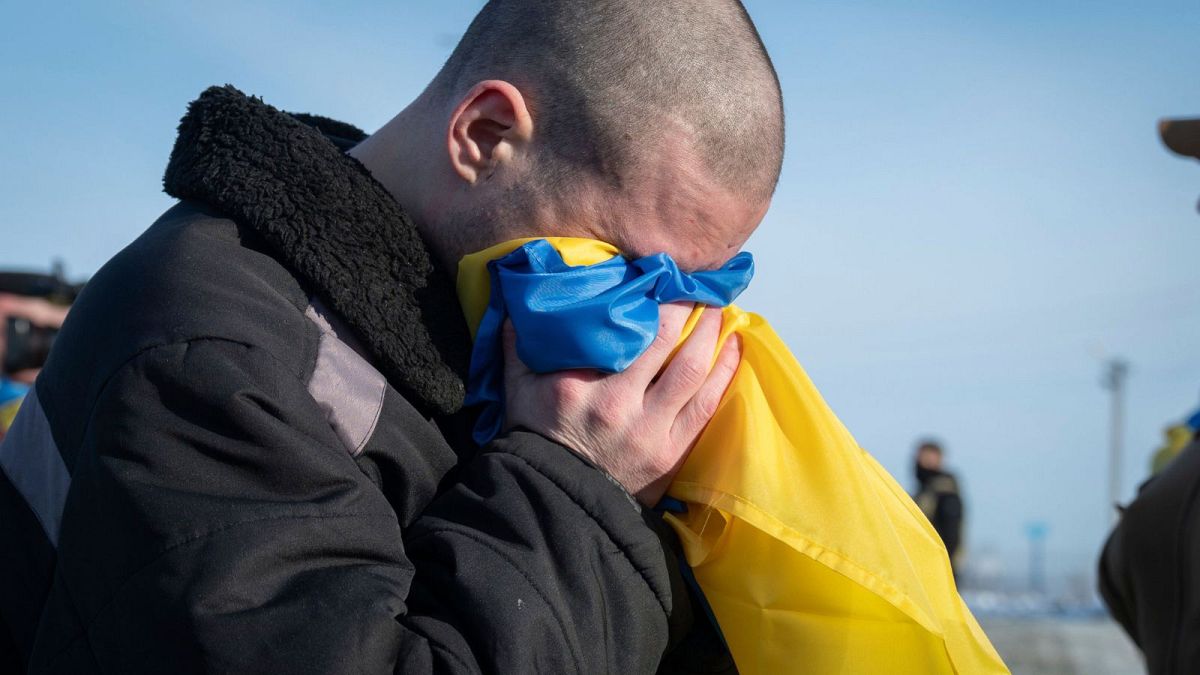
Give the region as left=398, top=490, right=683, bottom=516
left=0, top=86, right=723, bottom=674
left=1100, top=435, right=1200, bottom=674
left=913, top=469, right=963, bottom=562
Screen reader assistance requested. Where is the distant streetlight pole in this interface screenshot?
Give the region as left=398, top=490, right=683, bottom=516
left=1101, top=358, right=1130, bottom=524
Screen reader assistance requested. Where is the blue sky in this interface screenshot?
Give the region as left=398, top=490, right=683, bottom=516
left=2, top=0, right=1198, bottom=591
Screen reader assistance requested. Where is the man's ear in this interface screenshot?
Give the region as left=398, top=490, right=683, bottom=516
left=446, top=80, right=534, bottom=185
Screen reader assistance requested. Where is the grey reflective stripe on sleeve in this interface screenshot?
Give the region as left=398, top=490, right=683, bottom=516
left=0, top=387, right=70, bottom=546
left=305, top=302, right=387, bottom=456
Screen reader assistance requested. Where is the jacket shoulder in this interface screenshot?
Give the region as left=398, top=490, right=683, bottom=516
left=36, top=201, right=320, bottom=465
left=929, top=474, right=960, bottom=495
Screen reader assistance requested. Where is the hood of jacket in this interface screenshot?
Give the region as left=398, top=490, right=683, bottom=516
left=162, top=85, right=470, bottom=416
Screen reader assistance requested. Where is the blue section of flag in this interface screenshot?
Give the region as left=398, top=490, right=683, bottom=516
left=465, top=239, right=754, bottom=445
left=0, top=377, right=30, bottom=408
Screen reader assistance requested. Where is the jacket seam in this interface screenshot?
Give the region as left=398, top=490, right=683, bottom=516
left=97, top=335, right=304, bottom=412
left=88, top=332, right=333, bottom=465
left=406, top=525, right=582, bottom=672
left=50, top=336, right=279, bottom=610
left=45, top=336, right=350, bottom=670
left=478, top=449, right=670, bottom=616
left=353, top=380, right=388, bottom=456
left=70, top=335, right=309, bottom=467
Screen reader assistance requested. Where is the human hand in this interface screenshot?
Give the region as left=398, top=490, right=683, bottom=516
left=0, top=294, right=70, bottom=330
left=502, top=303, right=741, bottom=506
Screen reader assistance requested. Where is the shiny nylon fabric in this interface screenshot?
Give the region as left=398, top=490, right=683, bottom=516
left=0, top=377, right=29, bottom=435
left=458, top=238, right=1008, bottom=675
left=462, top=238, right=753, bottom=445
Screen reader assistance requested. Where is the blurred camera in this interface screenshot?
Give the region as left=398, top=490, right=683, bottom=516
left=4, top=316, right=59, bottom=374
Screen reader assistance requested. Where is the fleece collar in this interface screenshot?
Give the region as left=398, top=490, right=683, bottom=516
left=162, top=85, right=470, bottom=416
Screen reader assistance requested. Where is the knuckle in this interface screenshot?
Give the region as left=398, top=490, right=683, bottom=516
left=694, top=389, right=722, bottom=420
left=675, top=354, right=710, bottom=388
left=716, top=355, right=740, bottom=383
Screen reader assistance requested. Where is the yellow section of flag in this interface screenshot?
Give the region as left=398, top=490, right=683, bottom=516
left=458, top=238, right=1008, bottom=675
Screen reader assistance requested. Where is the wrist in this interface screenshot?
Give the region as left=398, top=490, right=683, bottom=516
left=501, top=429, right=644, bottom=511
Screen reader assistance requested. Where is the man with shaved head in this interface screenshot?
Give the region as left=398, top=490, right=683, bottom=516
left=358, top=0, right=783, bottom=274
left=0, top=1, right=781, bottom=672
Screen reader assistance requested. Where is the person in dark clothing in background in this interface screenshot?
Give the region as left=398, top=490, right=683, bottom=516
left=1099, top=116, right=1200, bottom=675
left=0, top=1, right=782, bottom=673
left=0, top=269, right=79, bottom=439
left=913, top=439, right=964, bottom=572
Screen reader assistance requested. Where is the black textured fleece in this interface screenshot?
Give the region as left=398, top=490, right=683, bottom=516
left=163, top=85, right=470, bottom=416
left=286, top=112, right=368, bottom=150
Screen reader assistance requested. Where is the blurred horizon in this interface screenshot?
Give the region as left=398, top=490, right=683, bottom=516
left=2, top=0, right=1199, bottom=598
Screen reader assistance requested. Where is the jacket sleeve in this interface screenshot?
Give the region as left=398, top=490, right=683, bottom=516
left=33, top=338, right=675, bottom=674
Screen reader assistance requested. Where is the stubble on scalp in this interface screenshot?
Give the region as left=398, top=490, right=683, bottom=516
left=430, top=0, right=786, bottom=211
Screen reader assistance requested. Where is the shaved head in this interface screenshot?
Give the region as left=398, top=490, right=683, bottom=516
left=352, top=0, right=784, bottom=272
left=431, top=0, right=784, bottom=204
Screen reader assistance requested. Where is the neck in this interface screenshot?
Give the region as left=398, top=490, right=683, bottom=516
left=348, top=104, right=460, bottom=274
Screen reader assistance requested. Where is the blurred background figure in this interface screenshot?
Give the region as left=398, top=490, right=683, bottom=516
left=1099, top=116, right=1200, bottom=675
left=0, top=266, right=80, bottom=439
left=913, top=439, right=964, bottom=573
